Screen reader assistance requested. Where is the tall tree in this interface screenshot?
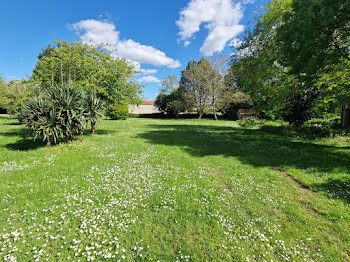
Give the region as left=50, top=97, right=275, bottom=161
left=207, top=55, right=225, bottom=120
left=316, top=59, right=350, bottom=127
left=276, top=0, right=350, bottom=126
left=180, top=58, right=215, bottom=119
left=32, top=40, right=142, bottom=106
left=0, top=79, right=35, bottom=114
left=160, top=75, right=179, bottom=95
left=230, top=0, right=297, bottom=122
left=155, top=75, right=188, bottom=118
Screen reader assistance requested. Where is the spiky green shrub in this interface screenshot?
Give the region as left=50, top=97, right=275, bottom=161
left=108, top=104, right=128, bottom=120
left=84, top=94, right=105, bottom=134
left=20, top=85, right=87, bottom=145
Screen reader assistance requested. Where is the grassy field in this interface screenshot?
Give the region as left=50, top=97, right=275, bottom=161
left=0, top=114, right=349, bottom=261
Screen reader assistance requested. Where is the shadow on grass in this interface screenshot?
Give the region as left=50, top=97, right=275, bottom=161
left=1, top=126, right=115, bottom=151
left=138, top=124, right=350, bottom=201
left=312, top=178, right=350, bottom=202
left=93, top=129, right=116, bottom=135
left=5, top=138, right=46, bottom=151
left=0, top=127, right=46, bottom=151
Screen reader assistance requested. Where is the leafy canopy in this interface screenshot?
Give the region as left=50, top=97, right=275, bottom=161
left=32, top=40, right=142, bottom=105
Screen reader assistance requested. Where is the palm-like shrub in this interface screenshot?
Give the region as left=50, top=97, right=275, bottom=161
left=85, top=94, right=105, bottom=134
left=20, top=85, right=87, bottom=145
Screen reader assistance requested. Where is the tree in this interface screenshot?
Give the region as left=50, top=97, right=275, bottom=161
left=316, top=59, right=350, bottom=127
left=0, top=76, right=7, bottom=113
left=85, top=94, right=105, bottom=134
left=208, top=54, right=234, bottom=120
left=276, top=0, right=350, bottom=126
left=160, top=74, right=179, bottom=95
left=229, top=0, right=347, bottom=125
left=180, top=58, right=214, bottom=119
left=155, top=75, right=188, bottom=118
left=0, top=79, right=35, bottom=115
left=277, top=0, right=350, bottom=77
left=229, top=0, right=297, bottom=122
left=32, top=40, right=142, bottom=106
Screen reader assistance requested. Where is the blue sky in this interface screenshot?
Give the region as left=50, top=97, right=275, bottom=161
left=0, top=0, right=267, bottom=99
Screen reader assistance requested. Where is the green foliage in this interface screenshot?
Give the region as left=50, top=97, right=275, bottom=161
left=108, top=104, right=129, bottom=120
left=230, top=0, right=350, bottom=126
left=180, top=58, right=230, bottom=119
left=85, top=94, right=106, bottom=134
left=160, top=74, right=179, bottom=95
left=277, top=0, right=350, bottom=77
left=230, top=0, right=296, bottom=122
left=0, top=80, right=35, bottom=114
left=20, top=85, right=87, bottom=145
left=32, top=40, right=142, bottom=106
left=224, top=92, right=252, bottom=120
left=155, top=75, right=189, bottom=118
left=180, top=59, right=210, bottom=118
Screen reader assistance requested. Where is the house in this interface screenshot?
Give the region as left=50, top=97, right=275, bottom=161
left=129, top=100, right=160, bottom=114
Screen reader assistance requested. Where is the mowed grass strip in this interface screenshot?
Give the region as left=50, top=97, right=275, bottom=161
left=0, top=115, right=349, bottom=261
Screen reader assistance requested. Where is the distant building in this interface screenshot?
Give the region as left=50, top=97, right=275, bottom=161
left=129, top=100, right=160, bottom=114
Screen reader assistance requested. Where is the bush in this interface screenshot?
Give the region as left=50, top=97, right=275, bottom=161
left=108, top=104, right=128, bottom=120
left=19, top=85, right=87, bottom=145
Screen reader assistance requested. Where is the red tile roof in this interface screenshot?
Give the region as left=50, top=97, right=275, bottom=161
left=142, top=100, right=155, bottom=105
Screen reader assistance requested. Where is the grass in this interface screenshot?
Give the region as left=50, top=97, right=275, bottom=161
left=0, top=114, right=349, bottom=261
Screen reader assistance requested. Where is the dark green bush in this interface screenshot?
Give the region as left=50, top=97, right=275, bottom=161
left=19, top=85, right=87, bottom=145
left=108, top=104, right=128, bottom=120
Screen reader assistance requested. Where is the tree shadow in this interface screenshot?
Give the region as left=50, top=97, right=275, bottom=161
left=137, top=124, right=350, bottom=201
left=1, top=126, right=115, bottom=151
left=311, top=178, right=350, bottom=202
left=0, top=128, right=46, bottom=151
left=93, top=129, right=116, bottom=135
left=5, top=138, right=46, bottom=151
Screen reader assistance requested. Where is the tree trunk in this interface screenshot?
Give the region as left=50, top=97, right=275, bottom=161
left=91, top=121, right=96, bottom=134
left=341, top=104, right=350, bottom=128
left=213, top=109, right=218, bottom=121
left=199, top=110, right=203, bottom=119
left=60, top=63, right=64, bottom=86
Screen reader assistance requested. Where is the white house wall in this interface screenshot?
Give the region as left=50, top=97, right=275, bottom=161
left=129, top=105, right=160, bottom=114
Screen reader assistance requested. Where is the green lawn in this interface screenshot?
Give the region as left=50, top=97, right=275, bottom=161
left=0, top=114, right=349, bottom=261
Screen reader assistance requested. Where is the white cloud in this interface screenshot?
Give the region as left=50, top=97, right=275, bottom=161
left=131, top=61, right=158, bottom=74
left=141, top=69, right=158, bottom=74
left=138, top=75, right=161, bottom=83
left=72, top=19, right=119, bottom=48
left=176, top=0, right=245, bottom=56
left=184, top=41, right=191, bottom=47
left=117, top=39, right=180, bottom=69
left=71, top=19, right=181, bottom=69
left=242, top=0, right=256, bottom=4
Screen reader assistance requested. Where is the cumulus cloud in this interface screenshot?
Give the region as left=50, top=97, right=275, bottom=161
left=72, top=19, right=119, bottom=47
left=71, top=19, right=180, bottom=69
left=117, top=39, right=180, bottom=69
left=131, top=61, right=158, bottom=74
left=138, top=75, right=161, bottom=83
left=176, top=0, right=245, bottom=56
